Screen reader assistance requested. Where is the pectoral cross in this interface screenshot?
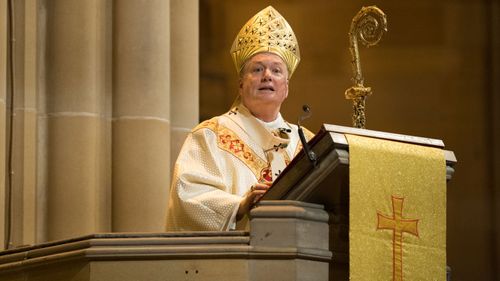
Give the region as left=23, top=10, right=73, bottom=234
left=377, top=196, right=419, bottom=281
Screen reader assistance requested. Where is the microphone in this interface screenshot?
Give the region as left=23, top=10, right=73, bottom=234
left=298, top=105, right=317, bottom=167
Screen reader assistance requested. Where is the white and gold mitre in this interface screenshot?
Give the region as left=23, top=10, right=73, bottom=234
left=230, top=6, right=300, bottom=78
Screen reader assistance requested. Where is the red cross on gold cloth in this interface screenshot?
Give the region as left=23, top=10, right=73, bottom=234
left=377, top=196, right=419, bottom=281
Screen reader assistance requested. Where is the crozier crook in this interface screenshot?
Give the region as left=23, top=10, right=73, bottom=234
left=345, top=6, right=387, bottom=129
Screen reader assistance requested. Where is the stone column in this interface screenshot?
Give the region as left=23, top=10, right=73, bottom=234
left=21, top=0, right=38, bottom=247
left=9, top=0, right=39, bottom=247
left=0, top=0, right=39, bottom=249
left=44, top=0, right=111, bottom=241
left=249, top=201, right=331, bottom=281
left=112, top=0, right=171, bottom=232
left=170, top=0, right=199, bottom=170
left=0, top=0, right=7, bottom=250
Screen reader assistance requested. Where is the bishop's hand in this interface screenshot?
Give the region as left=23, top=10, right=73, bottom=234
left=236, top=183, right=270, bottom=220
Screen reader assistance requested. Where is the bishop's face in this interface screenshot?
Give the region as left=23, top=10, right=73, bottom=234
left=239, top=52, right=289, bottom=122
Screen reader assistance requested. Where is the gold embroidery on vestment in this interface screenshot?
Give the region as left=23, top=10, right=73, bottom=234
left=193, top=118, right=298, bottom=184
left=217, top=126, right=268, bottom=182
left=192, top=118, right=218, bottom=132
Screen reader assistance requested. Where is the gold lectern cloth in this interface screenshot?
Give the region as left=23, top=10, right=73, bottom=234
left=346, top=134, right=446, bottom=281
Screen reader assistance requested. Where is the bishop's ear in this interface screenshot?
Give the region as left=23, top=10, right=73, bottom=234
left=285, top=79, right=290, bottom=98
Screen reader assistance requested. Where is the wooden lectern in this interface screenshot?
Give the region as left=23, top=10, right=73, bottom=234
left=261, top=124, right=457, bottom=280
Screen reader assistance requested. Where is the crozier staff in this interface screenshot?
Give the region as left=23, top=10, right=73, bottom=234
left=166, top=6, right=313, bottom=231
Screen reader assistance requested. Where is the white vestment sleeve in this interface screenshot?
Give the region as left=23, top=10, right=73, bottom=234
left=166, top=128, right=244, bottom=231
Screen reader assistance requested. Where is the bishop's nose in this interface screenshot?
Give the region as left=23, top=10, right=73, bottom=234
left=261, top=68, right=273, bottom=81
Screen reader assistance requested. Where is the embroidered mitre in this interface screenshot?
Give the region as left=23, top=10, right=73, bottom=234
left=230, top=6, right=301, bottom=78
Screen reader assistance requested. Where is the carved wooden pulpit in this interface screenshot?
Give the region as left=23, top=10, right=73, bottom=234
left=261, top=124, right=457, bottom=281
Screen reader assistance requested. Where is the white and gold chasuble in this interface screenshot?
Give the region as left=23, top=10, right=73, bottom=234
left=166, top=104, right=313, bottom=231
